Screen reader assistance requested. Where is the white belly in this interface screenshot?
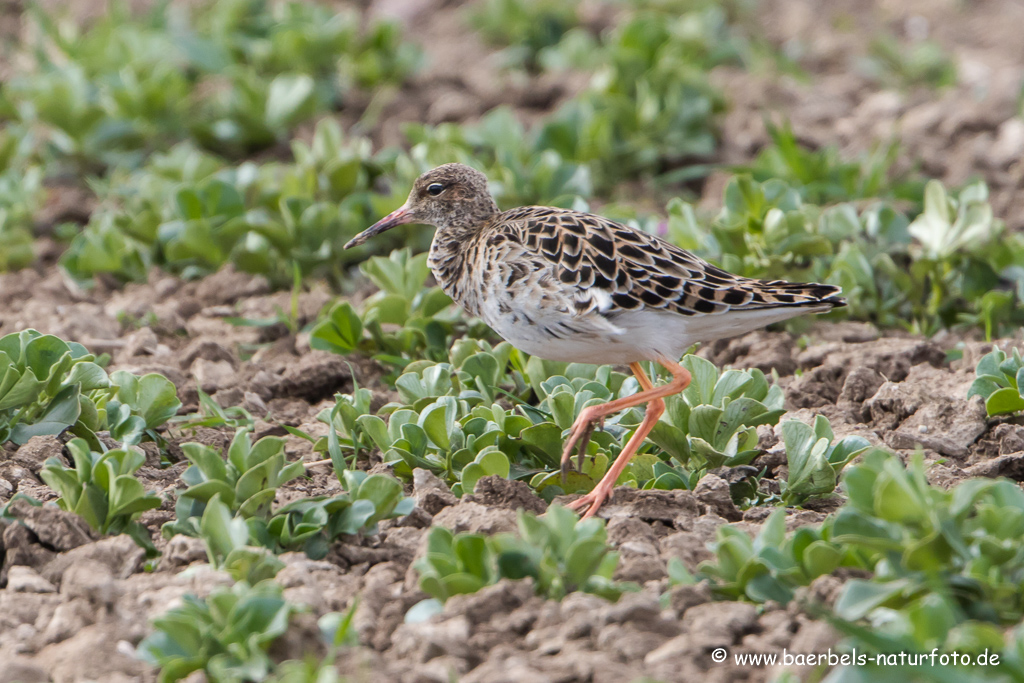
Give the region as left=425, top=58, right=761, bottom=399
left=484, top=301, right=832, bottom=365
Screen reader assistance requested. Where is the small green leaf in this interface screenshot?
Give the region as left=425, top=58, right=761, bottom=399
left=985, top=387, right=1024, bottom=417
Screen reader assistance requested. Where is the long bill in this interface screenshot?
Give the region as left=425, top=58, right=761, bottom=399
left=343, top=204, right=414, bottom=249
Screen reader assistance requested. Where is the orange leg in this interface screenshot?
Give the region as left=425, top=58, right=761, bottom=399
left=561, top=359, right=691, bottom=519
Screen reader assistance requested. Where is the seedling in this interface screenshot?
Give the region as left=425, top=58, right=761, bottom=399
left=62, top=120, right=398, bottom=287
left=701, top=445, right=1024, bottom=649
left=263, top=602, right=360, bottom=683
left=163, top=429, right=413, bottom=560
left=744, top=119, right=913, bottom=205
left=39, top=438, right=161, bottom=545
left=196, top=494, right=285, bottom=585
left=0, top=330, right=180, bottom=446
left=698, top=509, right=843, bottom=603
left=161, top=429, right=305, bottom=539
left=138, top=579, right=296, bottom=683
left=833, top=449, right=1024, bottom=625
left=254, top=470, right=415, bottom=559
left=778, top=415, right=870, bottom=505
left=862, top=35, right=957, bottom=90
left=414, top=505, right=634, bottom=609
left=174, top=388, right=256, bottom=431
left=968, top=346, right=1024, bottom=417
left=648, top=355, right=785, bottom=469
left=310, top=249, right=463, bottom=369
left=469, top=0, right=581, bottom=71
left=104, top=370, right=182, bottom=445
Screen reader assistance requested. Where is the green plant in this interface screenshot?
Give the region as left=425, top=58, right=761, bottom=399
left=0, top=330, right=108, bottom=445
left=743, top=120, right=921, bottom=205
left=11, top=0, right=420, bottom=168
left=860, top=35, right=957, bottom=90
left=0, top=329, right=180, bottom=446
left=253, top=470, right=414, bottom=558
left=496, top=503, right=634, bottom=601
left=0, top=155, right=45, bottom=272
left=698, top=508, right=844, bottom=603
left=138, top=578, right=297, bottom=683
left=354, top=347, right=639, bottom=497
left=195, top=494, right=286, bottom=585
left=264, top=603, right=360, bottom=683
left=701, top=446, right=1024, bottom=651
left=62, top=121, right=402, bottom=286
left=363, top=394, right=526, bottom=494
left=537, top=7, right=738, bottom=189
left=907, top=180, right=1006, bottom=332
left=104, top=370, right=182, bottom=445
left=469, top=0, right=582, bottom=71
left=820, top=622, right=1024, bottom=682
left=310, top=249, right=465, bottom=370
left=414, top=505, right=634, bottom=609
left=832, top=449, right=1024, bottom=625
left=326, top=341, right=792, bottom=501
left=163, top=428, right=413, bottom=559
left=778, top=415, right=870, bottom=505
left=161, top=429, right=306, bottom=538
left=283, top=383, right=377, bottom=469
left=401, top=108, right=593, bottom=209
left=174, top=388, right=257, bottom=431
left=968, top=346, right=1024, bottom=417
left=647, top=355, right=786, bottom=469
left=668, top=175, right=1024, bottom=336
left=415, top=527, right=497, bottom=604
left=39, top=438, right=161, bottom=545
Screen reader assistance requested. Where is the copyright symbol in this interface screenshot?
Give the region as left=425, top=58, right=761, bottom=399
left=712, top=647, right=727, bottom=663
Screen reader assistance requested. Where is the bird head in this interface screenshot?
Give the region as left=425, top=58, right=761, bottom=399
left=344, top=163, right=498, bottom=249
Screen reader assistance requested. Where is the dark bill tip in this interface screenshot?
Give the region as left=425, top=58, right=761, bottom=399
left=343, top=205, right=413, bottom=250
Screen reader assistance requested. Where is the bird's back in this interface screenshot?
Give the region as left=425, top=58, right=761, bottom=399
left=432, top=205, right=845, bottom=364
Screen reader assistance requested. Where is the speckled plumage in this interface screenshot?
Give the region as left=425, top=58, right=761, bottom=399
left=346, top=163, right=846, bottom=517
left=417, top=167, right=844, bottom=365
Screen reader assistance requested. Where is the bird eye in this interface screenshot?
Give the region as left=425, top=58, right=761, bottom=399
left=426, top=183, right=445, bottom=196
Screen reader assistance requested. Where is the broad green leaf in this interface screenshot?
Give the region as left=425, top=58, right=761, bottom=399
left=985, top=387, right=1024, bottom=417
left=834, top=579, right=909, bottom=620
left=11, top=384, right=82, bottom=444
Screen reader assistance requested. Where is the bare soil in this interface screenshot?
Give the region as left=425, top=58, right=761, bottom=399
left=2, top=1, right=1024, bottom=682
left=2, top=261, right=1020, bottom=683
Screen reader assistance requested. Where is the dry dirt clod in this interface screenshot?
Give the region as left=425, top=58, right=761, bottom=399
left=6, top=566, right=57, bottom=593
left=412, top=468, right=459, bottom=516
left=693, top=474, right=742, bottom=521
left=60, top=560, right=119, bottom=606
left=964, top=452, right=1024, bottom=480
left=0, top=658, right=49, bottom=683
left=191, top=358, right=238, bottom=393
left=120, top=326, right=159, bottom=358
left=464, top=475, right=546, bottom=514
left=3, top=499, right=98, bottom=554
left=160, top=535, right=207, bottom=570
left=666, top=581, right=713, bottom=618
left=179, top=339, right=239, bottom=369
left=8, top=436, right=63, bottom=474
left=40, top=535, right=145, bottom=588
left=260, top=351, right=354, bottom=402
left=431, top=501, right=517, bottom=535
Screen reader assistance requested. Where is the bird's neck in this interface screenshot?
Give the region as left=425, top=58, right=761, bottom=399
left=427, top=215, right=496, bottom=317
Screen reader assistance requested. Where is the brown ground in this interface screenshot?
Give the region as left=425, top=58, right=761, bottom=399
left=2, top=1, right=1024, bottom=682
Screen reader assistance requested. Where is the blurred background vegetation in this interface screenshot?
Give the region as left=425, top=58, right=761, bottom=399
left=0, top=0, right=1019, bottom=339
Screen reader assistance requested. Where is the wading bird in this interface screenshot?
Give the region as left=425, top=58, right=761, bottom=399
left=345, top=164, right=844, bottom=517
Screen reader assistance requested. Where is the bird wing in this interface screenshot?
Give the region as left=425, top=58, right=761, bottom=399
left=497, top=206, right=844, bottom=320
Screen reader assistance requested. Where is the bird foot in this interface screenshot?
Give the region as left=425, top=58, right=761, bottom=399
left=565, top=482, right=615, bottom=519
left=560, top=416, right=603, bottom=483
